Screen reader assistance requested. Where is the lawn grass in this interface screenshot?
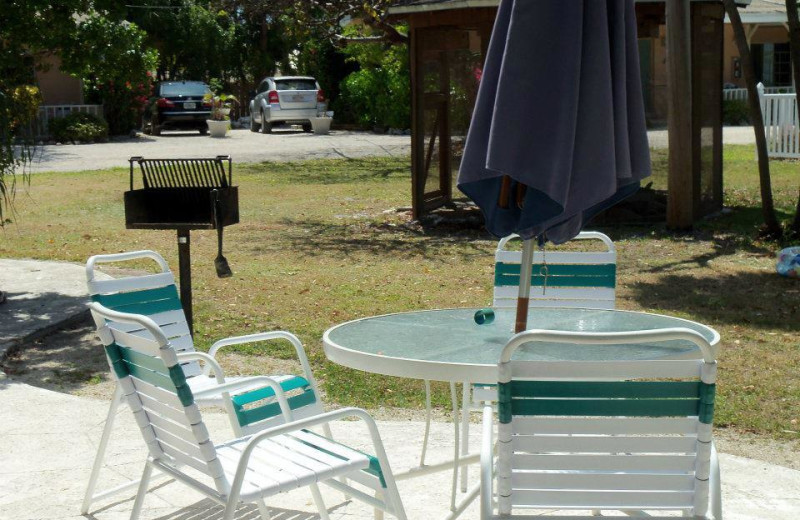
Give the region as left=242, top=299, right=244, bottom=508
left=1, top=147, right=798, bottom=441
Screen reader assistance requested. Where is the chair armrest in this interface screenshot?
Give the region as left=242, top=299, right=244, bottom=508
left=480, top=402, right=494, bottom=520
left=176, top=352, right=226, bottom=383
left=227, top=407, right=394, bottom=505
left=189, top=375, right=294, bottom=419
left=205, top=331, right=315, bottom=384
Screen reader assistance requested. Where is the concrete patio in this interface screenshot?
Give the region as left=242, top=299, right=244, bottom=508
left=0, top=259, right=798, bottom=519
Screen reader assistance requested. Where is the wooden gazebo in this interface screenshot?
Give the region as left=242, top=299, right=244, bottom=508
left=388, top=0, right=752, bottom=229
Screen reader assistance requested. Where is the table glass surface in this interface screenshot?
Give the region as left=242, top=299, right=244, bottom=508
left=326, top=308, right=717, bottom=365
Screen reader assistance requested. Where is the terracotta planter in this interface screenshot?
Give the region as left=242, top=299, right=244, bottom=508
left=207, top=119, right=229, bottom=138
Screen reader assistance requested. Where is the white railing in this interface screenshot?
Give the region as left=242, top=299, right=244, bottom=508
left=723, top=88, right=748, bottom=101
left=724, top=86, right=795, bottom=102
left=758, top=83, right=799, bottom=159
left=36, top=104, right=104, bottom=137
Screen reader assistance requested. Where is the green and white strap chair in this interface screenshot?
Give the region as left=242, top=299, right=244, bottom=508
left=480, top=328, right=721, bottom=519
left=83, top=250, right=326, bottom=513
left=89, top=303, right=407, bottom=520
left=419, top=232, right=618, bottom=503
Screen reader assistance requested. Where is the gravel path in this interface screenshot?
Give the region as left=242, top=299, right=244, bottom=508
left=29, top=128, right=411, bottom=173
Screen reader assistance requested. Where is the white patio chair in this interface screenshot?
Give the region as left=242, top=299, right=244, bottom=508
left=480, top=328, right=721, bottom=519
left=418, top=231, right=617, bottom=499
left=88, top=302, right=407, bottom=520
left=82, top=250, right=328, bottom=513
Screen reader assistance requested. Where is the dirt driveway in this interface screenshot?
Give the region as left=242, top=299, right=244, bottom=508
left=30, top=127, right=411, bottom=173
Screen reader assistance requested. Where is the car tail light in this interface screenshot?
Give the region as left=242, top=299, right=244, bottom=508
left=156, top=98, right=175, bottom=108
left=317, top=89, right=326, bottom=102
left=267, top=90, right=279, bottom=104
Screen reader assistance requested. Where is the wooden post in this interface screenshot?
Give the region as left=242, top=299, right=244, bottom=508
left=666, top=0, right=694, bottom=229
left=177, top=229, right=193, bottom=335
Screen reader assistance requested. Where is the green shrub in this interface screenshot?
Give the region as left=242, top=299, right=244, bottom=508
left=723, top=99, right=750, bottom=126
left=334, top=34, right=410, bottom=130
left=49, top=112, right=109, bottom=143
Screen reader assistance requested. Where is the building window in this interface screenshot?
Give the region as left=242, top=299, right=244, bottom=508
left=752, top=43, right=793, bottom=87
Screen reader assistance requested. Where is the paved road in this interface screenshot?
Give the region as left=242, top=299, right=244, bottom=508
left=29, top=128, right=412, bottom=173
left=27, top=126, right=757, bottom=174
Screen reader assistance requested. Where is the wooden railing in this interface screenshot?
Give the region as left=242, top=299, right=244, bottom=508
left=758, top=83, right=799, bottom=159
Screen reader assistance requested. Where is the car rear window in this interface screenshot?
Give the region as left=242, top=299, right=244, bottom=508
left=160, top=83, right=210, bottom=97
left=274, top=79, right=317, bottom=91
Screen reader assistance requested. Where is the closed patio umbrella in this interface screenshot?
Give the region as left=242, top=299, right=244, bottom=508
left=458, top=0, right=651, bottom=332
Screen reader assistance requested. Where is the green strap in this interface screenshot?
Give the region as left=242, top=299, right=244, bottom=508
left=297, top=430, right=387, bottom=488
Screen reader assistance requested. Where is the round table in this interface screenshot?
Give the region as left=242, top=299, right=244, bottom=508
left=323, top=307, right=720, bottom=384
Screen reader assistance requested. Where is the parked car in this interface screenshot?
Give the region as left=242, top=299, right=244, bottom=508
left=249, top=76, right=326, bottom=133
left=143, top=81, right=212, bottom=135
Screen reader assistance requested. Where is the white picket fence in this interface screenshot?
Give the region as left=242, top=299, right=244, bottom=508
left=758, top=83, right=800, bottom=159
left=35, top=104, right=104, bottom=137
left=723, top=85, right=794, bottom=101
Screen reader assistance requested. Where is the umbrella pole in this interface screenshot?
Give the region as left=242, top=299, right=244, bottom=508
left=515, top=238, right=534, bottom=333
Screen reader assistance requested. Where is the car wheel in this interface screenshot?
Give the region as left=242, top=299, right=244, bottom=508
left=199, top=126, right=208, bottom=135
left=249, top=114, right=260, bottom=132
left=142, top=121, right=152, bottom=135
left=302, top=123, right=312, bottom=133
left=152, top=124, right=162, bottom=136
left=260, top=112, right=272, bottom=134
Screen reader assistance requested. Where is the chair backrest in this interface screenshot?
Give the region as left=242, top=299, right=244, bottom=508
left=86, top=251, right=201, bottom=378
left=89, top=302, right=228, bottom=493
left=493, top=232, right=616, bottom=310
left=496, top=329, right=717, bottom=517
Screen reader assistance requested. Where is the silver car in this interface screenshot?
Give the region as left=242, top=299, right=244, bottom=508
left=249, top=76, right=325, bottom=133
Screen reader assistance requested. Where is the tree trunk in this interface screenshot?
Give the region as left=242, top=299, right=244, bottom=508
left=786, top=0, right=800, bottom=237
left=722, top=0, right=783, bottom=238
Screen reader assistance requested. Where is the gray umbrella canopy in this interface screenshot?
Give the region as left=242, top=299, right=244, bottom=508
left=458, top=0, right=651, bottom=244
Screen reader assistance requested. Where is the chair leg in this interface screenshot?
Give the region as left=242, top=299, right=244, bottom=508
left=420, top=380, right=433, bottom=467
left=82, top=384, right=124, bottom=514
left=257, top=499, right=272, bottom=520
left=450, top=382, right=460, bottom=511
left=373, top=489, right=385, bottom=520
left=129, top=462, right=153, bottom=520
left=460, top=382, right=470, bottom=493
left=309, top=483, right=330, bottom=520
left=710, top=443, right=723, bottom=520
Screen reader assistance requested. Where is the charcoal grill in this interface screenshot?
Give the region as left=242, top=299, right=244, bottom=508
left=124, top=155, right=239, bottom=332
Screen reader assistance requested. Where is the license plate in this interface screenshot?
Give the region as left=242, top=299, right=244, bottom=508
left=291, top=94, right=305, bottom=102
left=184, top=102, right=196, bottom=109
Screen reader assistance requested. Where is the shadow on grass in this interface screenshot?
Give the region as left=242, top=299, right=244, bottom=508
left=628, top=271, right=798, bottom=332
left=242, top=157, right=409, bottom=185
left=268, top=217, right=493, bottom=261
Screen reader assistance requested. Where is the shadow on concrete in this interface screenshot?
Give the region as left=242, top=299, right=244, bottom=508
left=146, top=497, right=346, bottom=520
left=0, top=315, right=109, bottom=393
left=0, top=290, right=89, bottom=353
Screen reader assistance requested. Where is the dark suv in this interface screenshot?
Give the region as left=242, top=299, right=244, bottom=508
left=143, top=81, right=212, bottom=135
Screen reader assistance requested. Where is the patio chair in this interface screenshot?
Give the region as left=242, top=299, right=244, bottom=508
left=418, top=231, right=617, bottom=497
left=82, top=250, right=327, bottom=513
left=480, top=328, right=721, bottom=519
left=88, top=302, right=407, bottom=520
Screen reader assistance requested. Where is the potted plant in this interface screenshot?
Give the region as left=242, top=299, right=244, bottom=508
left=204, top=93, right=238, bottom=137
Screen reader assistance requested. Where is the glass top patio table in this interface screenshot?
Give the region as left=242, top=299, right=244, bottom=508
left=323, top=307, right=719, bottom=384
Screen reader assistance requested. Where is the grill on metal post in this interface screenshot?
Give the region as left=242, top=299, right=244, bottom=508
left=124, top=155, right=239, bottom=333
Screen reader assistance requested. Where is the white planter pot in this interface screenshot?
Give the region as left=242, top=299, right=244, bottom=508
left=207, top=119, right=229, bottom=138
left=310, top=117, right=332, bottom=135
